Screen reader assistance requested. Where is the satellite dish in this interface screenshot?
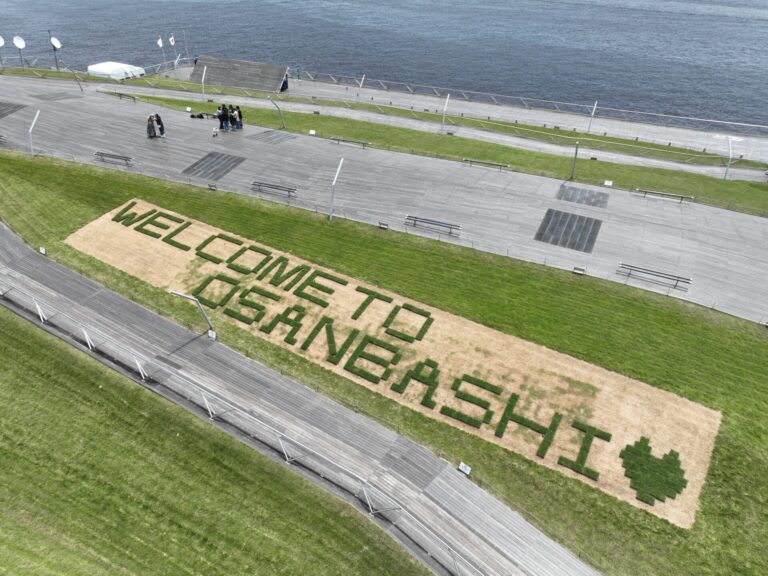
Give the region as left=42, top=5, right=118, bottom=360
left=51, top=37, right=61, bottom=50
left=0, top=36, right=5, bottom=48
left=13, top=36, right=25, bottom=50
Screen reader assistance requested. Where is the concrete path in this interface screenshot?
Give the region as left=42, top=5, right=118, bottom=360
left=287, top=79, right=768, bottom=163
left=106, top=83, right=765, bottom=182
left=0, top=221, right=601, bottom=576
left=1, top=75, right=767, bottom=324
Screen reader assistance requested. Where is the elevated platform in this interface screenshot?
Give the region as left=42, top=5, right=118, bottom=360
left=190, top=55, right=287, bottom=93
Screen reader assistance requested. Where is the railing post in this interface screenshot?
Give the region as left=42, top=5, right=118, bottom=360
left=201, top=391, right=215, bottom=419
left=33, top=298, right=47, bottom=323
left=133, top=355, right=147, bottom=381
left=81, top=324, right=95, bottom=350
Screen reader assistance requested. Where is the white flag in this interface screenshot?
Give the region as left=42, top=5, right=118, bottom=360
left=169, top=34, right=175, bottom=47
left=157, top=36, right=163, bottom=48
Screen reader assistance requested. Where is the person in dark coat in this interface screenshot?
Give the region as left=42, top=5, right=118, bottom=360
left=228, top=105, right=236, bottom=130
left=235, top=105, right=243, bottom=129
left=154, top=113, right=165, bottom=137
left=146, top=114, right=156, bottom=138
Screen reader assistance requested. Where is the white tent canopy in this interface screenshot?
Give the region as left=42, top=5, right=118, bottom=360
left=87, top=61, right=145, bottom=80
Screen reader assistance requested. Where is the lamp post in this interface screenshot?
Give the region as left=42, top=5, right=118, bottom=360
left=169, top=291, right=217, bottom=340
left=12, top=36, right=25, bottom=69
left=48, top=31, right=61, bottom=71
left=723, top=137, right=733, bottom=180
left=269, top=96, right=286, bottom=129
left=329, top=157, right=345, bottom=222
left=569, top=141, right=580, bottom=180
left=440, top=93, right=450, bottom=134
left=586, top=100, right=598, bottom=134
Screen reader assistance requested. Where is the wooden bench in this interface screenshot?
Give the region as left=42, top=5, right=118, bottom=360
left=333, top=137, right=370, bottom=149
left=405, top=215, right=462, bottom=236
left=635, top=188, right=694, bottom=203
left=115, top=92, right=136, bottom=103
left=94, top=151, right=133, bottom=166
left=617, top=262, right=691, bottom=290
left=462, top=158, right=508, bottom=171
left=251, top=181, right=297, bottom=198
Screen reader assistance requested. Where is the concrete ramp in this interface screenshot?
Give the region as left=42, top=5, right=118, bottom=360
left=190, top=55, right=287, bottom=93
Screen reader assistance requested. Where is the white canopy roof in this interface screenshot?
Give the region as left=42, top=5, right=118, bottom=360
left=87, top=61, right=146, bottom=80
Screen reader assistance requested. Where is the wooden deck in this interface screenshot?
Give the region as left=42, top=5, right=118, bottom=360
left=0, top=221, right=600, bottom=576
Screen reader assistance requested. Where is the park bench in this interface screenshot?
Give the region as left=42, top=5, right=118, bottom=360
left=462, top=158, right=508, bottom=171
left=333, top=137, right=370, bottom=149
left=405, top=215, right=462, bottom=236
left=251, top=180, right=297, bottom=198
left=94, top=151, right=133, bottom=166
left=115, top=92, right=136, bottom=103
left=617, top=262, right=691, bottom=290
left=635, top=188, right=695, bottom=204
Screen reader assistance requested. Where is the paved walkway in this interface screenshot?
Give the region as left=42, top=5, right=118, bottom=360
left=107, top=83, right=765, bottom=182
left=0, top=221, right=600, bottom=576
left=287, top=79, right=768, bottom=163
left=0, top=75, right=766, bottom=325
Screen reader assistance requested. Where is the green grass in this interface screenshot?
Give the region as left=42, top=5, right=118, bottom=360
left=0, top=152, right=766, bottom=575
left=116, top=76, right=766, bottom=169
left=0, top=304, right=429, bottom=576
left=141, top=94, right=768, bottom=217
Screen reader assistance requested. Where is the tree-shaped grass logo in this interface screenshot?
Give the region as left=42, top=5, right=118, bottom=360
left=620, top=437, right=688, bottom=505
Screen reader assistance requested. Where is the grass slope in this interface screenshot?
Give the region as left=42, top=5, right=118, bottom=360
left=140, top=94, right=768, bottom=217
left=0, top=153, right=766, bottom=575
left=0, top=305, right=429, bottom=576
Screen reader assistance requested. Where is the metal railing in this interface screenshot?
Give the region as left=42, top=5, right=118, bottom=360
left=0, top=276, right=493, bottom=576
left=288, top=69, right=768, bottom=136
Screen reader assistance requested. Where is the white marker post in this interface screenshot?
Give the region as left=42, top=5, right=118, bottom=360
left=441, top=93, right=451, bottom=134
left=359, top=74, right=365, bottom=88
left=586, top=100, right=598, bottom=134
left=329, top=158, right=345, bottom=222
left=28, top=109, right=40, bottom=156
left=201, top=65, right=207, bottom=98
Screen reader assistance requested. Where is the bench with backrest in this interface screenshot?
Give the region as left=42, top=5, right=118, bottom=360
left=405, top=215, right=462, bottom=236
left=635, top=188, right=695, bottom=203
left=333, top=137, right=371, bottom=149
left=251, top=180, right=297, bottom=198
left=462, top=158, right=508, bottom=171
left=617, top=262, right=692, bottom=290
left=94, top=151, right=133, bottom=165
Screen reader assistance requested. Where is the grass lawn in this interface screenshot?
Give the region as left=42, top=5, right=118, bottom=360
left=0, top=304, right=429, bottom=576
left=117, top=75, right=766, bottom=168
left=139, top=94, right=768, bottom=217
left=0, top=152, right=766, bottom=575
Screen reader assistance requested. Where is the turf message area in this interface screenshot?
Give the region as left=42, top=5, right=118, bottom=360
left=66, top=199, right=722, bottom=528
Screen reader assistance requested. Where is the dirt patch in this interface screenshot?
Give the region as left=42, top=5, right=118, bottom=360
left=66, top=199, right=722, bottom=528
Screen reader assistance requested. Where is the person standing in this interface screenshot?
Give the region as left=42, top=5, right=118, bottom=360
left=235, top=105, right=243, bottom=130
left=146, top=114, right=156, bottom=138
left=222, top=104, right=230, bottom=131
left=155, top=113, right=165, bottom=137
left=228, top=105, right=236, bottom=130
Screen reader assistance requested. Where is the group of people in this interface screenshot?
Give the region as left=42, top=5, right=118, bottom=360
left=216, top=105, right=243, bottom=132
left=146, top=113, right=165, bottom=139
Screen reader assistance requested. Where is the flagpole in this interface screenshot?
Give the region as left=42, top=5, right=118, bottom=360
left=158, top=34, right=167, bottom=72
left=169, top=33, right=178, bottom=66
left=182, top=29, right=191, bottom=62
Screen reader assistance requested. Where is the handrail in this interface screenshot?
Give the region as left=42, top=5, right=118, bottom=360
left=0, top=276, right=492, bottom=576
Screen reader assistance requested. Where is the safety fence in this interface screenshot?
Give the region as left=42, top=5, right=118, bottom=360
left=287, top=69, right=768, bottom=137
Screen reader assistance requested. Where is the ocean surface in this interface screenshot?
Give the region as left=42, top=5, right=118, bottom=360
left=1, top=0, right=767, bottom=124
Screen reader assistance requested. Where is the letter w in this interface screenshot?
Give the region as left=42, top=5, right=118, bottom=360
left=112, top=201, right=157, bottom=227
